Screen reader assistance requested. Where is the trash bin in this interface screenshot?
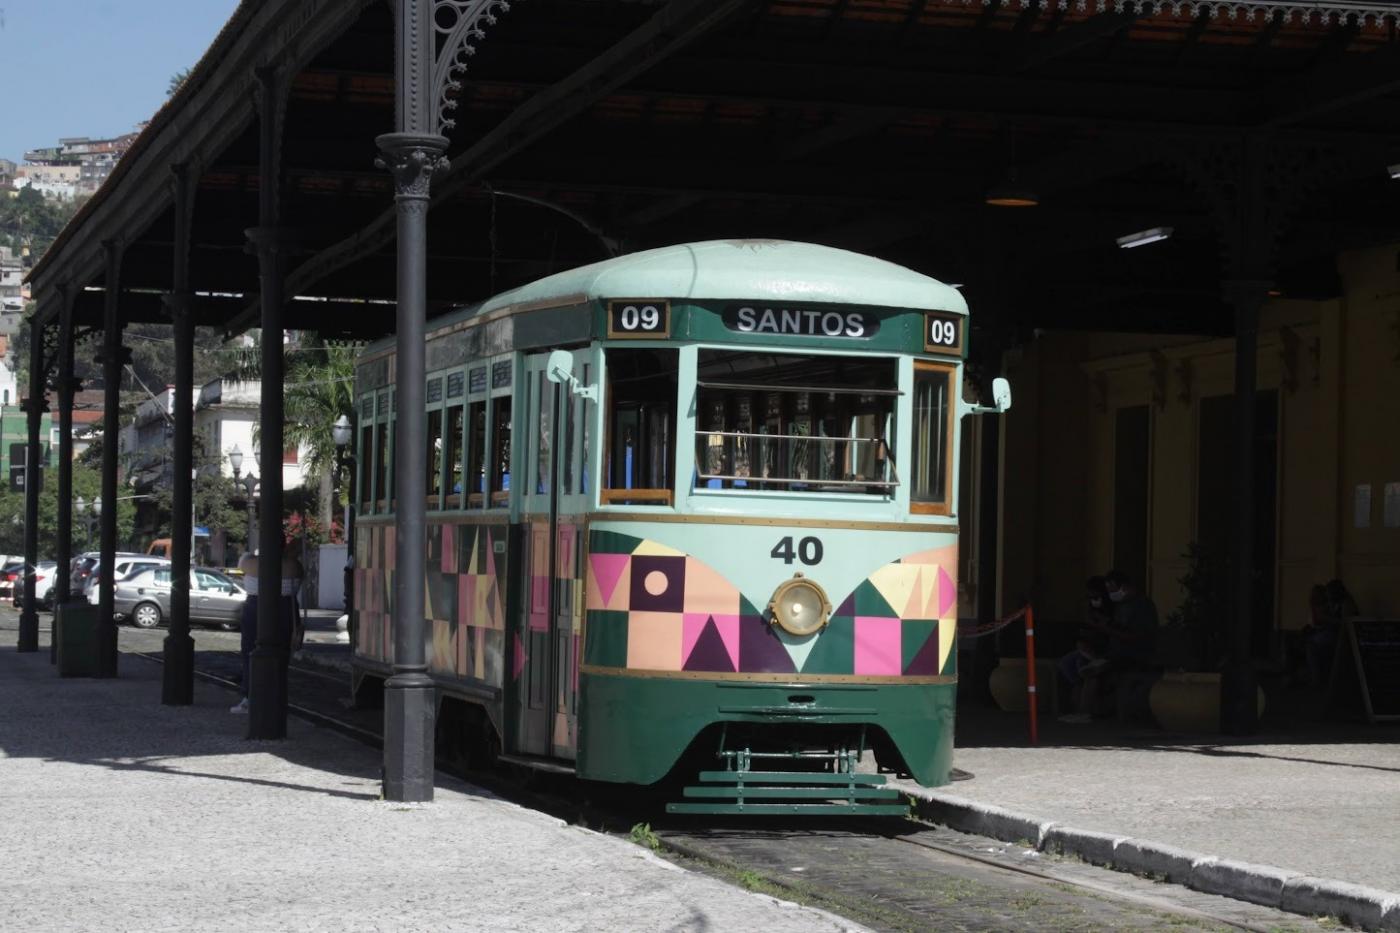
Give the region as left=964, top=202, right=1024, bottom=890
left=56, top=601, right=101, bottom=678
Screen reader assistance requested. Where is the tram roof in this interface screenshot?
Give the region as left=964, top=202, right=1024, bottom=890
left=471, top=240, right=968, bottom=320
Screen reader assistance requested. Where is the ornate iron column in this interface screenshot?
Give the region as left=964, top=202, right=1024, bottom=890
left=51, top=285, right=79, bottom=663
left=1222, top=278, right=1268, bottom=734
left=378, top=0, right=519, bottom=802
left=247, top=67, right=289, bottom=740
left=1179, top=134, right=1322, bottom=735
left=164, top=162, right=197, bottom=705
left=96, top=239, right=129, bottom=678
left=17, top=316, right=47, bottom=654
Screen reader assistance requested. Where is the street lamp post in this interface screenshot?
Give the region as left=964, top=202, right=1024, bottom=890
left=229, top=445, right=258, bottom=554
left=75, top=495, right=102, bottom=550
left=332, top=414, right=355, bottom=640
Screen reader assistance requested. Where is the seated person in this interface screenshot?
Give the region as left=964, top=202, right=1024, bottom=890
left=1058, top=576, right=1112, bottom=723
left=1102, top=569, right=1159, bottom=671
left=1061, top=570, right=1160, bottom=724
left=1302, top=579, right=1357, bottom=687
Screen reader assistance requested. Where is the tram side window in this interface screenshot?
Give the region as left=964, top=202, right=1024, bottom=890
left=536, top=371, right=551, bottom=496
left=580, top=363, right=591, bottom=494
left=489, top=396, right=512, bottom=505
left=604, top=348, right=677, bottom=506
left=426, top=408, right=443, bottom=509
left=374, top=423, right=390, bottom=511
left=467, top=400, right=487, bottom=506
left=695, top=351, right=897, bottom=495
left=359, top=422, right=373, bottom=512
left=911, top=362, right=952, bottom=513
left=446, top=405, right=464, bottom=509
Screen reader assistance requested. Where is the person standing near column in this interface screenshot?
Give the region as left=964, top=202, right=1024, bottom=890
left=282, top=550, right=305, bottom=654
left=231, top=551, right=259, bottom=714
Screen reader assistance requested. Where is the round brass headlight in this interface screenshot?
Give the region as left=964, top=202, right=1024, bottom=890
left=768, top=575, right=832, bottom=638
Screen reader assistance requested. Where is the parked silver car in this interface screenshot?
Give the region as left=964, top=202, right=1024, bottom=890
left=83, top=551, right=172, bottom=602
left=113, top=567, right=246, bottom=631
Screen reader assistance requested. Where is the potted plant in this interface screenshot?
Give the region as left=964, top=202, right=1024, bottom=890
left=1149, top=543, right=1264, bottom=731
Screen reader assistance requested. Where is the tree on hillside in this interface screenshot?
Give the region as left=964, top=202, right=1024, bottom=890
left=0, top=462, right=136, bottom=557
left=0, top=187, right=80, bottom=256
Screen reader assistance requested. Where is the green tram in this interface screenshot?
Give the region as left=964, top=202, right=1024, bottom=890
left=351, top=240, right=1009, bottom=814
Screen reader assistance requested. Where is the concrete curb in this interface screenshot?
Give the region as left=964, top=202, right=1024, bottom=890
left=908, top=788, right=1400, bottom=931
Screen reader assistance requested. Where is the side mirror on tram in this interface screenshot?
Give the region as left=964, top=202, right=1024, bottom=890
left=967, top=376, right=1012, bottom=416
left=546, top=349, right=599, bottom=401
left=991, top=376, right=1012, bottom=412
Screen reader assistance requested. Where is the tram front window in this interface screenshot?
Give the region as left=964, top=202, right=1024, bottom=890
left=603, top=348, right=678, bottom=506
left=911, top=362, right=953, bottom=513
left=695, top=351, right=897, bottom=495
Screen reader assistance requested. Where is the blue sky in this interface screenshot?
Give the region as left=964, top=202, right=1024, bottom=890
left=0, top=0, right=240, bottom=163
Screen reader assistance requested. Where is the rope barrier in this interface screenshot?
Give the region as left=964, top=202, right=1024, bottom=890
left=955, top=604, right=1040, bottom=746
left=956, top=605, right=1028, bottom=639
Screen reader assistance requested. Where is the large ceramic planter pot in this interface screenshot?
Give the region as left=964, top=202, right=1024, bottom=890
left=1148, top=671, right=1266, bottom=733
left=988, top=658, right=1057, bottom=713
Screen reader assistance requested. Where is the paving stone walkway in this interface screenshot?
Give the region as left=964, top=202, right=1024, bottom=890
left=918, top=711, right=1400, bottom=895
left=0, top=624, right=860, bottom=933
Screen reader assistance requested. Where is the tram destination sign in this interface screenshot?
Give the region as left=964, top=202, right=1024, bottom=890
left=721, top=304, right=881, bottom=339
left=607, top=299, right=671, bottom=339
left=924, top=311, right=963, bottom=354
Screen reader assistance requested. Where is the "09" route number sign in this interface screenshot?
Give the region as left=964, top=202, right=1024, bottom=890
left=608, top=300, right=671, bottom=339
left=924, top=311, right=963, bottom=355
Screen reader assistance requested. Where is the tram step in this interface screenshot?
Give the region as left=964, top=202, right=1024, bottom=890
left=666, top=802, right=912, bottom=817
left=682, top=785, right=901, bottom=800
left=696, top=770, right=888, bottom=786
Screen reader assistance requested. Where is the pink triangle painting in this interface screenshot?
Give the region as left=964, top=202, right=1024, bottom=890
left=590, top=553, right=630, bottom=608
left=683, top=616, right=737, bottom=673
left=682, top=613, right=739, bottom=670
left=937, top=566, right=956, bottom=618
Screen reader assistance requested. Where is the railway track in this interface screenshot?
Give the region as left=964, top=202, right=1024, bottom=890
left=132, top=646, right=1332, bottom=933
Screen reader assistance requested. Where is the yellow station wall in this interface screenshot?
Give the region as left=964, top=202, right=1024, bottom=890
left=995, top=244, right=1400, bottom=636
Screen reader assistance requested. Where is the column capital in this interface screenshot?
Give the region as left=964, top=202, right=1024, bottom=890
left=375, top=134, right=449, bottom=199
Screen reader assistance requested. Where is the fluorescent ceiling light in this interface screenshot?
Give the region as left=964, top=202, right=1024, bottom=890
left=1116, top=226, right=1173, bottom=249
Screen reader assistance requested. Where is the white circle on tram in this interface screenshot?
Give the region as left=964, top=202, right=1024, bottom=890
left=644, top=570, right=669, bottom=597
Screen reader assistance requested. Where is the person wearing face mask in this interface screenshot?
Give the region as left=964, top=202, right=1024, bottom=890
left=1057, top=576, right=1114, bottom=723
left=1102, top=569, right=1159, bottom=670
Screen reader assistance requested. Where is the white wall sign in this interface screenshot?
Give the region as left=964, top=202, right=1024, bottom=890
left=1354, top=483, right=1372, bottom=529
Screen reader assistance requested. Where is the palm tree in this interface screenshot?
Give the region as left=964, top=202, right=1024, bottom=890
left=225, top=334, right=362, bottom=531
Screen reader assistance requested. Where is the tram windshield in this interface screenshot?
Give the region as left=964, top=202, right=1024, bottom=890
left=695, top=350, right=898, bottom=495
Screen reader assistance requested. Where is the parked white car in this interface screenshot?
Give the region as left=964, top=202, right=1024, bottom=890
left=11, top=561, right=58, bottom=610
left=85, top=556, right=172, bottom=605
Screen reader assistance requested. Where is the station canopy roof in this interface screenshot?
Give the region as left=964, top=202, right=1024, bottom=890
left=26, top=0, right=1400, bottom=355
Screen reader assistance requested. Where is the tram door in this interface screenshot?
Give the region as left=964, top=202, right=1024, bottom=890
left=518, top=349, right=592, bottom=759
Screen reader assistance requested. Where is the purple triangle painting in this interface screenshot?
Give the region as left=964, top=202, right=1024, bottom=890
left=903, top=624, right=941, bottom=676
left=683, top=616, right=737, bottom=673
left=738, top=615, right=797, bottom=674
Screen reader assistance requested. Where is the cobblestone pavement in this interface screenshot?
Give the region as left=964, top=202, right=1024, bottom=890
left=0, top=617, right=861, bottom=933
left=1, top=610, right=1365, bottom=931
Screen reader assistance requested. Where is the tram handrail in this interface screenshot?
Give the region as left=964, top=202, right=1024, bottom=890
left=695, top=430, right=899, bottom=489
left=697, top=380, right=903, bottom=397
